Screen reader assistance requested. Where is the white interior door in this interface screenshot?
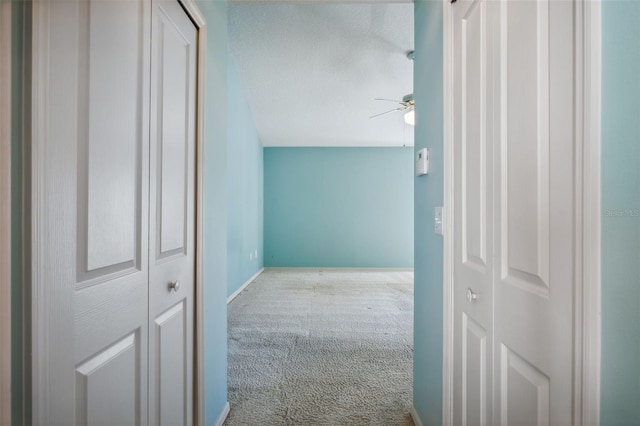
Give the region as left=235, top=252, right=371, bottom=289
left=452, top=0, right=577, bottom=425
left=33, top=1, right=151, bottom=423
left=148, top=2, right=197, bottom=425
left=33, top=0, right=197, bottom=424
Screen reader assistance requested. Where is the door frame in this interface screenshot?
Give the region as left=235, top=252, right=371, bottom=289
left=441, top=0, right=602, bottom=424
left=0, top=1, right=13, bottom=424
left=26, top=0, right=208, bottom=424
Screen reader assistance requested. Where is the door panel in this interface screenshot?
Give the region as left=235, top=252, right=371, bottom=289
left=155, top=302, right=187, bottom=426
left=499, top=344, right=550, bottom=426
left=461, top=0, right=488, bottom=271
left=462, top=314, right=487, bottom=426
left=75, top=332, right=141, bottom=426
left=149, top=2, right=197, bottom=425
left=36, top=0, right=150, bottom=423
left=156, top=7, right=191, bottom=256
left=453, top=0, right=494, bottom=423
left=494, top=0, right=575, bottom=424
left=499, top=0, right=550, bottom=295
left=80, top=0, right=145, bottom=273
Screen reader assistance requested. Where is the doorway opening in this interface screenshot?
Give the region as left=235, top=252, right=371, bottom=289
left=224, top=2, right=416, bottom=424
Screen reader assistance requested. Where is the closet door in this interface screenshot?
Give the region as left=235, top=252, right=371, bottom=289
left=148, top=1, right=197, bottom=425
left=452, top=0, right=579, bottom=425
left=32, top=1, right=151, bottom=424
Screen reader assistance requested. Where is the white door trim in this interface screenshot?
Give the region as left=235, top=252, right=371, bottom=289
left=175, top=1, right=207, bottom=425
left=0, top=1, right=13, bottom=424
left=441, top=0, right=454, bottom=424
left=440, top=0, right=602, bottom=424
left=577, top=0, right=602, bottom=423
left=29, top=1, right=49, bottom=420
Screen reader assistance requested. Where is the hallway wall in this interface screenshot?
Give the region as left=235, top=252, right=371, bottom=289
left=264, top=147, right=414, bottom=268
left=197, top=1, right=230, bottom=423
left=227, top=57, right=264, bottom=298
left=412, top=1, right=445, bottom=424
left=601, top=2, right=640, bottom=424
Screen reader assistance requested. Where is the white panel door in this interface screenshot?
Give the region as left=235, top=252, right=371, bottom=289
left=34, top=1, right=151, bottom=423
left=493, top=0, right=575, bottom=424
left=34, top=0, right=198, bottom=424
left=452, top=0, right=495, bottom=424
left=452, top=0, right=577, bottom=425
left=148, top=2, right=197, bottom=425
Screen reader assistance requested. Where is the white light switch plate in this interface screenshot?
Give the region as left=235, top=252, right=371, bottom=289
left=434, top=206, right=444, bottom=235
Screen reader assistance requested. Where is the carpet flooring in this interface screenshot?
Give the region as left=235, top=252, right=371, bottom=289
left=225, top=269, right=414, bottom=426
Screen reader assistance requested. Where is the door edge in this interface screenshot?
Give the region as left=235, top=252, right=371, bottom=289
left=576, top=0, right=602, bottom=423
left=442, top=0, right=455, bottom=424
left=0, top=1, right=13, bottom=424
left=175, top=1, right=207, bottom=425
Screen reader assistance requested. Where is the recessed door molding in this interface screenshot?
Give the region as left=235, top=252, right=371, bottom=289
left=441, top=0, right=601, bottom=424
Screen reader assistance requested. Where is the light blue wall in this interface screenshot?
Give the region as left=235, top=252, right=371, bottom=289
left=227, top=56, right=264, bottom=298
left=197, top=1, right=230, bottom=423
left=412, top=1, right=444, bottom=424
left=601, top=2, right=640, bottom=425
left=264, top=147, right=414, bottom=268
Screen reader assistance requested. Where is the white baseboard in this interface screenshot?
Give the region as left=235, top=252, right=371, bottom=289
left=410, top=406, right=424, bottom=426
left=213, top=401, right=230, bottom=426
left=264, top=267, right=414, bottom=272
left=227, top=268, right=264, bottom=304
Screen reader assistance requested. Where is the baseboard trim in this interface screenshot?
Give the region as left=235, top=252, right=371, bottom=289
left=213, top=401, right=230, bottom=426
left=227, top=268, right=264, bottom=304
left=264, top=267, right=414, bottom=272
left=410, top=406, right=424, bottom=426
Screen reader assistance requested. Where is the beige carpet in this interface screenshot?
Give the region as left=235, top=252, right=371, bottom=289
left=225, top=269, right=414, bottom=426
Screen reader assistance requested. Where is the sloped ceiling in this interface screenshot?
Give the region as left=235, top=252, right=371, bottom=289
left=228, top=2, right=414, bottom=147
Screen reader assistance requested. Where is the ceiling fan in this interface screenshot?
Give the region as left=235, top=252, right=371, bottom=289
left=370, top=93, right=415, bottom=126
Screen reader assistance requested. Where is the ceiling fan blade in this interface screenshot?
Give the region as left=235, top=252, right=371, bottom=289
left=374, top=98, right=402, bottom=103
left=369, top=108, right=402, bottom=119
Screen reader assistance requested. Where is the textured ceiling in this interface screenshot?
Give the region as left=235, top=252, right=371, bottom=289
left=228, top=3, right=414, bottom=147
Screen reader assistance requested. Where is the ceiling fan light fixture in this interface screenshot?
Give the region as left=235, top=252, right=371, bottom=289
left=404, top=109, right=415, bottom=126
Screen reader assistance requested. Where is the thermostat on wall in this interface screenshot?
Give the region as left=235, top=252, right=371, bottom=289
left=416, top=148, right=429, bottom=176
